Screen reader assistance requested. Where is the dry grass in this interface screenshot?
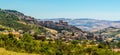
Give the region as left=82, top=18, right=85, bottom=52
left=112, top=48, right=120, bottom=52
left=17, top=21, right=27, bottom=25
left=0, top=48, right=39, bottom=55
left=44, top=27, right=58, bottom=34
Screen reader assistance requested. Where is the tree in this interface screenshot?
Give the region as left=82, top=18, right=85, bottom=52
left=21, top=33, right=33, bottom=42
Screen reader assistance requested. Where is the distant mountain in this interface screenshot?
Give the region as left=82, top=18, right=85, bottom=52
left=113, top=21, right=120, bottom=23
left=38, top=18, right=120, bottom=32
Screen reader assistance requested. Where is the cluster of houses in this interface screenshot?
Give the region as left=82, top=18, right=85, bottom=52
left=38, top=20, right=82, bottom=32
left=38, top=20, right=68, bottom=29
left=37, top=20, right=101, bottom=41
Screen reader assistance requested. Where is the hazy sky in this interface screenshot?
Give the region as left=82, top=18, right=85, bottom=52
left=0, top=0, right=120, bottom=20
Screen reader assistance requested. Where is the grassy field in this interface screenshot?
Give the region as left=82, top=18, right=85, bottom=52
left=0, top=48, right=39, bottom=55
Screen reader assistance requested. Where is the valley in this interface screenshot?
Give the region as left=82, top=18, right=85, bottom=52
left=0, top=8, right=120, bottom=55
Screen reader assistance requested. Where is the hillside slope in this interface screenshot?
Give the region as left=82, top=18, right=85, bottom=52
left=0, top=8, right=46, bottom=33
left=94, top=27, right=120, bottom=37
